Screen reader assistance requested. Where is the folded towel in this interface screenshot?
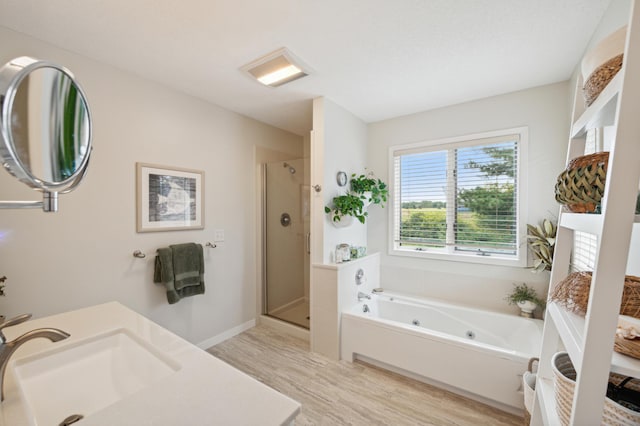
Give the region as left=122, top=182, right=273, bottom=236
left=154, top=247, right=174, bottom=287
left=170, top=243, right=204, bottom=290
left=153, top=243, right=205, bottom=304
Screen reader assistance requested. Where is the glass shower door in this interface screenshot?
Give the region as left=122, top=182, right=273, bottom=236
left=264, top=159, right=309, bottom=329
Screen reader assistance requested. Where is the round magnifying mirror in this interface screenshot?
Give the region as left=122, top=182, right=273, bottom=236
left=0, top=56, right=92, bottom=193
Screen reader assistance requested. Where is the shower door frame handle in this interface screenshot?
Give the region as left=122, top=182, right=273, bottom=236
left=305, top=232, right=311, bottom=255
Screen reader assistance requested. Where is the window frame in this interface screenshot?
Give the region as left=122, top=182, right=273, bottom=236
left=388, top=127, right=528, bottom=267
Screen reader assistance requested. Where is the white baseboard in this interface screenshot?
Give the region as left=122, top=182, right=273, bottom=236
left=197, top=319, right=256, bottom=350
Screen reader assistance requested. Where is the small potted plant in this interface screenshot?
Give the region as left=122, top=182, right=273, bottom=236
left=350, top=173, right=388, bottom=207
left=527, top=218, right=556, bottom=272
left=324, top=194, right=366, bottom=226
left=506, top=283, right=546, bottom=318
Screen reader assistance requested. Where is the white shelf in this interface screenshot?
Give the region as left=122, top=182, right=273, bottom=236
left=570, top=72, right=621, bottom=139
left=559, top=213, right=602, bottom=234
left=559, top=213, right=640, bottom=235
left=548, top=302, right=640, bottom=378
left=535, top=377, right=560, bottom=426
left=548, top=303, right=584, bottom=372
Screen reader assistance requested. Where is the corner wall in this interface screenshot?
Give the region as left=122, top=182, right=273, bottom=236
left=0, top=27, right=303, bottom=345
left=367, top=82, right=570, bottom=314
left=312, top=97, right=368, bottom=263
left=310, top=97, right=369, bottom=358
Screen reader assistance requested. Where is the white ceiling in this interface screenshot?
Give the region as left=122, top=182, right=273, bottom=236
left=0, top=0, right=611, bottom=136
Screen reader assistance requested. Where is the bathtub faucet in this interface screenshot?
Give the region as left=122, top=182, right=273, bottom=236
left=357, top=292, right=371, bottom=302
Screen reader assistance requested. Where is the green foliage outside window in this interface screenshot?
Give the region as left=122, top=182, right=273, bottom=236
left=399, top=145, right=517, bottom=252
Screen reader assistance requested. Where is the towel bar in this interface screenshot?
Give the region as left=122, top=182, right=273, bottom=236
left=133, top=250, right=146, bottom=258
left=133, top=242, right=216, bottom=259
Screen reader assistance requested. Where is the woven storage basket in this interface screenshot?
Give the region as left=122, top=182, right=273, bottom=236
left=552, top=352, right=640, bottom=425
left=615, top=336, right=640, bottom=360
left=581, top=25, right=626, bottom=107
left=555, top=152, right=609, bottom=213
left=583, top=54, right=624, bottom=106
left=615, top=316, right=640, bottom=360
left=550, top=271, right=640, bottom=318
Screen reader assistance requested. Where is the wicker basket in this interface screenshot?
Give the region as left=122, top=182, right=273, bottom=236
left=581, top=25, right=626, bottom=107
left=583, top=54, right=624, bottom=106
left=552, top=352, right=640, bottom=425
left=615, top=316, right=640, bottom=360
left=615, top=336, right=640, bottom=360
left=555, top=152, right=609, bottom=213
left=550, top=271, right=640, bottom=318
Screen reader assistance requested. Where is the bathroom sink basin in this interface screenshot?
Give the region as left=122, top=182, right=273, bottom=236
left=12, top=328, right=180, bottom=425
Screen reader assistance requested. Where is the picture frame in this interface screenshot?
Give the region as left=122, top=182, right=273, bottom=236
left=136, top=163, right=204, bottom=232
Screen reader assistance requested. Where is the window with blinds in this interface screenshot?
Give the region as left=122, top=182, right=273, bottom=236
left=390, top=128, right=527, bottom=265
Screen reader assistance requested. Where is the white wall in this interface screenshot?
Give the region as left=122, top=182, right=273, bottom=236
left=309, top=97, right=369, bottom=357
left=367, top=82, right=570, bottom=314
left=312, top=97, right=369, bottom=264
left=0, top=28, right=302, bottom=345
left=585, top=0, right=632, bottom=52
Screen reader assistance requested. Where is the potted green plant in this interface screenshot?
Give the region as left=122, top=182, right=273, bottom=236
left=527, top=218, right=556, bottom=272
left=350, top=173, right=388, bottom=207
left=505, top=283, right=545, bottom=318
left=324, top=194, right=367, bottom=226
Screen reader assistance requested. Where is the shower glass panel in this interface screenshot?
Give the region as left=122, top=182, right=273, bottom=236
left=263, top=159, right=309, bottom=329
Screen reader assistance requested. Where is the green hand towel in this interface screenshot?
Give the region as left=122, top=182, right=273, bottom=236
left=154, top=248, right=174, bottom=288
left=154, top=243, right=205, bottom=304
left=170, top=243, right=204, bottom=290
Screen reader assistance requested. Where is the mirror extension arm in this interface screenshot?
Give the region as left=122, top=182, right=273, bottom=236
left=0, top=192, right=58, bottom=212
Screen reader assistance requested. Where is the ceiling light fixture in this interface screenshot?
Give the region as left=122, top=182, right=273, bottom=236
left=241, top=48, right=310, bottom=87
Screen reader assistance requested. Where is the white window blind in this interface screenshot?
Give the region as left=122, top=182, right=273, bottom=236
left=571, top=231, right=597, bottom=272
left=391, top=129, right=525, bottom=264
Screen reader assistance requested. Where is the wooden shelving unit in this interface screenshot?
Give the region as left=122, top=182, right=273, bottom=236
left=531, top=2, right=640, bottom=424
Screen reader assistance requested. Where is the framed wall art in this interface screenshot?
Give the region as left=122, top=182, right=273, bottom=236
left=136, top=163, right=204, bottom=232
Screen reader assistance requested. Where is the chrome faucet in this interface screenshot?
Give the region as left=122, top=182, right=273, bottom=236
left=0, top=313, right=70, bottom=401
left=357, top=291, right=371, bottom=302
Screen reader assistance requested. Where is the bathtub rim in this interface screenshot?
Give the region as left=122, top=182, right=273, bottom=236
left=343, top=292, right=543, bottom=362
left=370, top=290, right=544, bottom=325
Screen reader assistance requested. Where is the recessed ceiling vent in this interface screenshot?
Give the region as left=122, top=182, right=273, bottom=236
left=241, top=48, right=310, bottom=87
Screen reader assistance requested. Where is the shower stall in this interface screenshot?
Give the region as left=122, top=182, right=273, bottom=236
left=262, top=158, right=310, bottom=329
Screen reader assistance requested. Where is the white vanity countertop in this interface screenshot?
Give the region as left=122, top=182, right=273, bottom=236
left=0, top=302, right=301, bottom=425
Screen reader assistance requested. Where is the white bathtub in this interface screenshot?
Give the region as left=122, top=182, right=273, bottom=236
left=340, top=292, right=543, bottom=411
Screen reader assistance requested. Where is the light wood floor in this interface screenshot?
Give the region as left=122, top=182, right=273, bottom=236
left=207, top=325, right=522, bottom=426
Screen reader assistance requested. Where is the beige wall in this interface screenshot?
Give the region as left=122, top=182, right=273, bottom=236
left=367, top=82, right=570, bottom=314
left=0, top=27, right=302, bottom=345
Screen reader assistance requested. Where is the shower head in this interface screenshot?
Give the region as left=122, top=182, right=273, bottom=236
left=283, top=162, right=296, bottom=174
